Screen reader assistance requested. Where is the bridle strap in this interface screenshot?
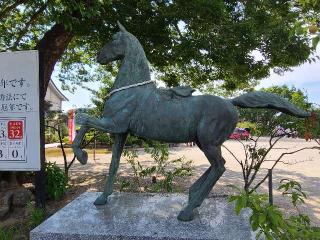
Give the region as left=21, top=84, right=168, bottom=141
left=108, top=80, right=156, bottom=97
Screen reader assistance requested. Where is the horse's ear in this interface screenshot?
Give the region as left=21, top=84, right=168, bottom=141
left=117, top=21, right=127, bottom=32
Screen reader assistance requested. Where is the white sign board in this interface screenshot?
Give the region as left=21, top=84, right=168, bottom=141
left=0, top=50, right=40, bottom=171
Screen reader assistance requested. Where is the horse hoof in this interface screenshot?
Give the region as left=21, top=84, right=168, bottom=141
left=78, top=150, right=88, bottom=165
left=75, top=149, right=88, bottom=165
left=94, top=194, right=108, bottom=205
left=177, top=209, right=194, bottom=222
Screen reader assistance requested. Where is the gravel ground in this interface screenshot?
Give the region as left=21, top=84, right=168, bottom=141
left=46, top=137, right=320, bottom=225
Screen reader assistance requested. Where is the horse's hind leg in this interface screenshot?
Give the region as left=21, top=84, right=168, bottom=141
left=94, top=133, right=128, bottom=205
left=188, top=140, right=210, bottom=197
left=188, top=166, right=212, bottom=200
left=178, top=144, right=225, bottom=221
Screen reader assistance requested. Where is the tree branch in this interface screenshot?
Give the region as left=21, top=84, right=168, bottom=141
left=265, top=158, right=314, bottom=165
left=67, top=155, right=76, bottom=171
left=269, top=146, right=319, bottom=171
left=247, top=134, right=284, bottom=188
left=45, top=125, right=68, bottom=173
left=11, top=2, right=49, bottom=50
left=222, top=144, right=241, bottom=165
left=249, top=146, right=320, bottom=193
left=247, top=135, right=261, bottom=181
left=222, top=144, right=247, bottom=186
left=0, top=0, right=28, bottom=22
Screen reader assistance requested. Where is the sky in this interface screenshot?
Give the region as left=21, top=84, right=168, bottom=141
left=56, top=48, right=320, bottom=111
left=257, top=47, right=320, bottom=106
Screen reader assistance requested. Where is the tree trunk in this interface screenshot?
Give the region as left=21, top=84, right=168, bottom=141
left=33, top=24, right=72, bottom=206
left=35, top=23, right=73, bottom=94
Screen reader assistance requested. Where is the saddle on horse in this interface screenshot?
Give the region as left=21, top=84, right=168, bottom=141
left=159, top=86, right=195, bottom=99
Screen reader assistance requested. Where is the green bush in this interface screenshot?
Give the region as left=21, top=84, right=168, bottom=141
left=96, top=132, right=113, bottom=146
left=122, top=142, right=193, bottom=192
left=27, top=202, right=46, bottom=229
left=0, top=203, right=46, bottom=240
left=229, top=181, right=320, bottom=239
left=0, top=227, right=16, bottom=240
left=126, top=134, right=145, bottom=147
left=45, top=132, right=59, bottom=144
left=237, top=121, right=261, bottom=136
left=45, top=162, right=68, bottom=200
left=62, top=136, right=70, bottom=144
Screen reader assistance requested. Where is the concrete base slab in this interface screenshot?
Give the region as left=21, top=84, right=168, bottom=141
left=30, top=192, right=254, bottom=240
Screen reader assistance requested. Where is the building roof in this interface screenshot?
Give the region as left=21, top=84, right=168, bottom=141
left=48, top=80, right=68, bottom=101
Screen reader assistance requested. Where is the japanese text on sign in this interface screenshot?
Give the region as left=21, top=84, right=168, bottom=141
left=0, top=50, right=40, bottom=171
left=0, top=78, right=33, bottom=113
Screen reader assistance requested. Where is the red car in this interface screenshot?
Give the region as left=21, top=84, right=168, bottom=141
left=229, top=128, right=250, bottom=140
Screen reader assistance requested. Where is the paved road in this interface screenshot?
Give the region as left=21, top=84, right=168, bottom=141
left=47, top=137, right=320, bottom=225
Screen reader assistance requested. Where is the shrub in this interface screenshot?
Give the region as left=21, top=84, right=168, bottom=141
left=237, top=121, right=260, bottom=136
left=122, top=142, right=193, bottom=192
left=0, top=227, right=16, bottom=240
left=27, top=202, right=46, bottom=229
left=96, top=132, right=113, bottom=146
left=45, top=132, right=59, bottom=144
left=229, top=181, right=320, bottom=239
left=126, top=134, right=145, bottom=147
left=62, top=136, right=70, bottom=144
left=45, top=162, right=68, bottom=200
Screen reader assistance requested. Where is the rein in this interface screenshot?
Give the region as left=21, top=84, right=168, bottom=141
left=108, top=80, right=156, bottom=97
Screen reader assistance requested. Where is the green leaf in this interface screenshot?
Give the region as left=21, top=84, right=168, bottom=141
left=258, top=214, right=266, bottom=225
left=235, top=194, right=247, bottom=215
left=228, top=195, right=239, bottom=203
left=251, top=214, right=259, bottom=231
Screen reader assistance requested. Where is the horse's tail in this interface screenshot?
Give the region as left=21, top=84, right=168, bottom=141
left=230, top=91, right=310, bottom=118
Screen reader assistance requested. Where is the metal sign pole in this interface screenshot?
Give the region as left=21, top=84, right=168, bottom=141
left=268, top=169, right=273, bottom=205
left=35, top=51, right=46, bottom=208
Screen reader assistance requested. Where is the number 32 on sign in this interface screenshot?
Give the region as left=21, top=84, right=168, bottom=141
left=0, top=119, right=26, bottom=161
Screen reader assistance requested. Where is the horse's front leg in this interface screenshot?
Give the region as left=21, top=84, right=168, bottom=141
left=94, top=133, right=128, bottom=205
left=72, top=113, right=122, bottom=165
left=72, top=125, right=90, bottom=165
left=77, top=113, right=119, bottom=133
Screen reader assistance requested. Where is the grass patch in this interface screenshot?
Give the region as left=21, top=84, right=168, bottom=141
left=45, top=147, right=110, bottom=157
left=0, top=204, right=46, bottom=240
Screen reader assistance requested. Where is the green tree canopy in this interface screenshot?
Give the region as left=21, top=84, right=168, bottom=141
left=0, top=0, right=319, bottom=93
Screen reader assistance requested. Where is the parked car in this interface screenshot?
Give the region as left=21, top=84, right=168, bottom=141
left=229, top=128, right=250, bottom=140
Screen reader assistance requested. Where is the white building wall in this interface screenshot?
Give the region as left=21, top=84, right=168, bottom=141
left=45, top=81, right=67, bottom=111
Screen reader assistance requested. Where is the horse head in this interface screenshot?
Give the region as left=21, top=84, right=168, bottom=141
left=97, top=21, right=151, bottom=88
left=97, top=22, right=131, bottom=65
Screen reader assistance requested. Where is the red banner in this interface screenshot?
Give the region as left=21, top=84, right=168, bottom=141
left=68, top=109, right=76, bottom=144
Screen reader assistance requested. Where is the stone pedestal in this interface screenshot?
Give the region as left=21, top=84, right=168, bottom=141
left=30, top=192, right=254, bottom=240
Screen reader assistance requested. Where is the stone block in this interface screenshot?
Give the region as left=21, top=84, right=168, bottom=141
left=0, top=191, right=13, bottom=219
left=12, top=188, right=33, bottom=207
left=30, top=192, right=254, bottom=240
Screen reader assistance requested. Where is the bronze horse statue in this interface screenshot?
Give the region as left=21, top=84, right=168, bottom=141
left=72, top=22, right=310, bottom=221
